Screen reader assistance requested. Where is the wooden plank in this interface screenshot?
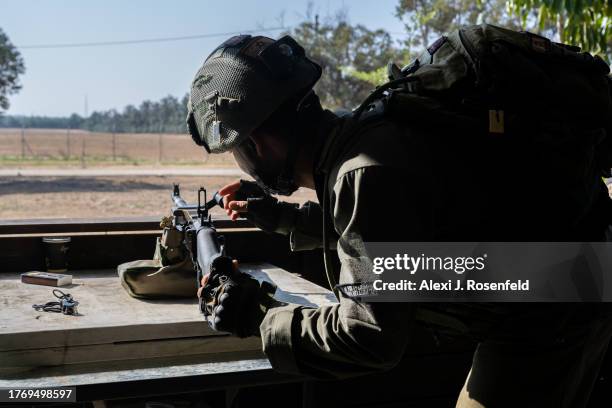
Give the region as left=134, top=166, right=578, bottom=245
left=0, top=352, right=272, bottom=386
left=1, top=336, right=263, bottom=370
left=0, top=270, right=217, bottom=351
left=0, top=216, right=252, bottom=235
left=0, top=263, right=336, bottom=369
left=0, top=234, right=155, bottom=273
left=0, top=322, right=223, bottom=352
left=0, top=355, right=290, bottom=400
left=242, top=264, right=338, bottom=308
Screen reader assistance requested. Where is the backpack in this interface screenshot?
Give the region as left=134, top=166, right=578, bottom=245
left=352, top=24, right=612, bottom=237
left=322, top=24, right=612, bottom=340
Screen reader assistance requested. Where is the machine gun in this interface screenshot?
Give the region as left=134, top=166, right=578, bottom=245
left=170, top=184, right=233, bottom=319
left=169, top=184, right=278, bottom=334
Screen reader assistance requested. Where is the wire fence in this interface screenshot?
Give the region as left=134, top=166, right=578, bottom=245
left=0, top=127, right=235, bottom=167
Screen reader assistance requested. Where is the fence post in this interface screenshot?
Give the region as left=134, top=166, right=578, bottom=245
left=21, top=125, right=25, bottom=160
left=112, top=123, right=117, bottom=162
left=66, top=127, right=71, bottom=160
left=158, top=123, right=163, bottom=164
left=81, top=133, right=86, bottom=168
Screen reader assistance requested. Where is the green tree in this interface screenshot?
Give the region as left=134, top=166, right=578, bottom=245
left=395, top=0, right=533, bottom=50
left=290, top=7, right=407, bottom=110
left=508, top=0, right=612, bottom=55
left=0, top=28, right=25, bottom=112
left=0, top=93, right=189, bottom=133
left=395, top=0, right=611, bottom=57
left=349, top=0, right=531, bottom=89
left=345, top=0, right=611, bottom=88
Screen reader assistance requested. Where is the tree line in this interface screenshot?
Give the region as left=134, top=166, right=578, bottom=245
left=0, top=94, right=189, bottom=133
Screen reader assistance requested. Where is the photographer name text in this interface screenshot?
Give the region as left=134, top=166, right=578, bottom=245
left=373, top=279, right=530, bottom=292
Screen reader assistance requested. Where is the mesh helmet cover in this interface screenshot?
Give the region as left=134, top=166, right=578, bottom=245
left=188, top=35, right=321, bottom=153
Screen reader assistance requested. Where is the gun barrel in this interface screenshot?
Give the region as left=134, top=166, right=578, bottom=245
left=172, top=194, right=189, bottom=208
left=196, top=226, right=223, bottom=272
left=172, top=184, right=187, bottom=204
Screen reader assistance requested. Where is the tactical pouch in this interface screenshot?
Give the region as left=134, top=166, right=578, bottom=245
left=117, top=225, right=197, bottom=299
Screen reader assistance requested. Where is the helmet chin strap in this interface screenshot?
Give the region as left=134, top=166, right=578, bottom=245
left=272, top=90, right=318, bottom=196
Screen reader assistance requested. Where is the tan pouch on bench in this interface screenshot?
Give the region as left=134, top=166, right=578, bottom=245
left=118, top=256, right=196, bottom=299
left=117, top=224, right=197, bottom=299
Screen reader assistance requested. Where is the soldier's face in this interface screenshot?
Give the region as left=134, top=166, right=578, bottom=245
left=250, top=127, right=288, bottom=164
left=231, top=129, right=289, bottom=190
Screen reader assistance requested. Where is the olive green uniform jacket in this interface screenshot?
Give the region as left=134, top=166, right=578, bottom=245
left=259, top=117, right=425, bottom=378
left=257, top=112, right=612, bottom=397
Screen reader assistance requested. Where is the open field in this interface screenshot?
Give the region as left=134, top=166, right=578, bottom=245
left=0, top=129, right=609, bottom=221
left=0, top=175, right=316, bottom=219
left=0, top=128, right=236, bottom=167
left=0, top=173, right=606, bottom=220
left=1, top=176, right=608, bottom=221
left=0, top=129, right=317, bottom=220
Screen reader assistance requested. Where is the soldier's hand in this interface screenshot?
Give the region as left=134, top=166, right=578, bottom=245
left=196, top=259, right=237, bottom=298
left=218, top=180, right=298, bottom=234
left=219, top=180, right=248, bottom=221
left=197, top=259, right=273, bottom=338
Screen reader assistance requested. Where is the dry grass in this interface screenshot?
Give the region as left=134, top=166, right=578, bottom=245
left=0, top=128, right=236, bottom=167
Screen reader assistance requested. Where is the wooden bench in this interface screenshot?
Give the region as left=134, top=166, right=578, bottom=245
left=0, top=263, right=336, bottom=389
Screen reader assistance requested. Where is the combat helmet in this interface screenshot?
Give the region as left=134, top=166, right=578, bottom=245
left=187, top=35, right=322, bottom=154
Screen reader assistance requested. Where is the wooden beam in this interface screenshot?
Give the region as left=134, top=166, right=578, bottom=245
left=0, top=227, right=314, bottom=278
left=0, top=216, right=253, bottom=235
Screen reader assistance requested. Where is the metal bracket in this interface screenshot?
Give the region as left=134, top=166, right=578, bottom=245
left=197, top=187, right=208, bottom=222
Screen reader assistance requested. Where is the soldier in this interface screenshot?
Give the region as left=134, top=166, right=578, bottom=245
left=187, top=32, right=612, bottom=407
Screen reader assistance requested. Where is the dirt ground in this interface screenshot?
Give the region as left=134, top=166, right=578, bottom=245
left=0, top=175, right=317, bottom=220
left=3, top=174, right=606, bottom=220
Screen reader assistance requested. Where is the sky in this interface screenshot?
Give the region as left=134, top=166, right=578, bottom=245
left=1, top=0, right=405, bottom=117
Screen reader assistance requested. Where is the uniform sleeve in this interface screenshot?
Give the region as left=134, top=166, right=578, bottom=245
left=276, top=200, right=336, bottom=252
left=288, top=201, right=324, bottom=251
left=260, top=166, right=427, bottom=378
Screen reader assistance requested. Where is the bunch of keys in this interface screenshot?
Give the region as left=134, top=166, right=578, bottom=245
left=32, top=289, right=80, bottom=316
